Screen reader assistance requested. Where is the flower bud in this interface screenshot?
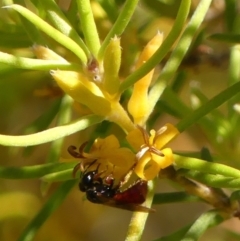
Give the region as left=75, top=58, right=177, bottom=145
left=51, top=70, right=111, bottom=116
left=32, top=45, right=66, bottom=61
left=128, top=32, right=163, bottom=125
left=103, top=36, right=121, bottom=95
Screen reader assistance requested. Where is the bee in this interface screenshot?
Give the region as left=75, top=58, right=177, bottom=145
left=68, top=144, right=154, bottom=212
left=76, top=159, right=154, bottom=213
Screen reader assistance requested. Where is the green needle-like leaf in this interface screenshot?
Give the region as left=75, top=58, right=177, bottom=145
left=153, top=225, right=191, bottom=241
left=119, top=0, right=191, bottom=93
left=0, top=115, right=104, bottom=146
left=148, top=0, right=212, bottom=117
left=0, top=162, right=76, bottom=179
left=180, top=210, right=223, bottom=241
left=176, top=81, right=240, bottom=133
left=175, top=155, right=240, bottom=178
left=181, top=170, right=240, bottom=188
left=42, top=169, right=75, bottom=182
left=46, top=95, right=73, bottom=164
left=76, top=0, right=101, bottom=58
left=18, top=179, right=77, bottom=241
left=98, top=0, right=139, bottom=59
left=209, top=33, right=240, bottom=43
left=39, top=0, right=90, bottom=57
left=0, top=51, right=80, bottom=70
left=3, top=4, right=88, bottom=64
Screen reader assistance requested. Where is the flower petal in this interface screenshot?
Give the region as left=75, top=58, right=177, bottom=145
left=159, top=148, right=174, bottom=169
left=134, top=148, right=173, bottom=180
left=94, top=135, right=120, bottom=150
left=81, top=135, right=136, bottom=180
left=134, top=151, right=160, bottom=180
left=154, top=123, right=179, bottom=149
left=126, top=128, right=144, bottom=151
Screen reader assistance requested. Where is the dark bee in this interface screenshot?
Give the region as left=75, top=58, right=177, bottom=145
left=78, top=160, right=154, bottom=212
left=68, top=144, right=154, bottom=212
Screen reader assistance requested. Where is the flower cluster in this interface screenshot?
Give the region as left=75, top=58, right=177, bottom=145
left=34, top=33, right=179, bottom=180
left=70, top=123, right=179, bottom=181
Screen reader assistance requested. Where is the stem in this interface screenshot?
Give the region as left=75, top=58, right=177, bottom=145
left=76, top=0, right=101, bottom=58
left=119, top=0, right=191, bottom=93
left=106, top=102, right=135, bottom=133
left=160, top=166, right=234, bottom=214
left=125, top=180, right=155, bottom=241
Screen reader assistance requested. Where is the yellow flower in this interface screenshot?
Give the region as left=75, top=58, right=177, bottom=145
left=71, top=135, right=136, bottom=182
left=70, top=124, right=179, bottom=182
left=127, top=123, right=179, bottom=180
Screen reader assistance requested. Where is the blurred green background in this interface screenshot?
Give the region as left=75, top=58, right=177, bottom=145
left=0, top=0, right=240, bottom=240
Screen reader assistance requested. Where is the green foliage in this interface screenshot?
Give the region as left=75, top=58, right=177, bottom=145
left=0, top=0, right=240, bottom=241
